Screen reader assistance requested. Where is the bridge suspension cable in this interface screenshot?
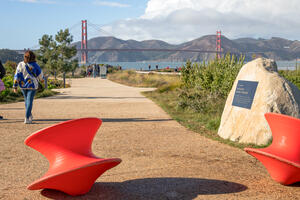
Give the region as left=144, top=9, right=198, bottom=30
left=88, top=22, right=114, bottom=37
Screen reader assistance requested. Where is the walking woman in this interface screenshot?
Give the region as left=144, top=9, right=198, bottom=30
left=0, top=60, right=6, bottom=120
left=13, top=50, right=44, bottom=124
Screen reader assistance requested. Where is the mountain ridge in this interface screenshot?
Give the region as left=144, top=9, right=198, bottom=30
left=67, top=35, right=300, bottom=62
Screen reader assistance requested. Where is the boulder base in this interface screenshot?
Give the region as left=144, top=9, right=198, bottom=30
left=218, top=58, right=300, bottom=145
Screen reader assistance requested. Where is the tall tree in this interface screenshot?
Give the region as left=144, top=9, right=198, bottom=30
left=70, top=59, right=79, bottom=77
left=37, top=34, right=59, bottom=78
left=55, top=29, right=77, bottom=87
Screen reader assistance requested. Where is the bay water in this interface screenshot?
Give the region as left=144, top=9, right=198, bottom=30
left=102, top=60, right=299, bottom=71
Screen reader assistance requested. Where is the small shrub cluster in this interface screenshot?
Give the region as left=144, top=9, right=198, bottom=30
left=107, top=65, right=122, bottom=74
left=279, top=70, right=300, bottom=89
left=0, top=88, right=23, bottom=103
left=108, top=70, right=180, bottom=89
left=0, top=74, right=66, bottom=103
left=2, top=75, right=14, bottom=88
left=179, top=54, right=245, bottom=115
left=47, top=79, right=69, bottom=89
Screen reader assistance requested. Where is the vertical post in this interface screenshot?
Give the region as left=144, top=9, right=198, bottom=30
left=216, top=31, right=221, bottom=59
left=44, top=76, right=48, bottom=89
left=63, top=72, right=66, bottom=88
left=81, top=20, right=88, bottom=64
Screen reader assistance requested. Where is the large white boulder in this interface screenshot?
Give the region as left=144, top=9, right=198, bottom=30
left=218, top=58, right=300, bottom=145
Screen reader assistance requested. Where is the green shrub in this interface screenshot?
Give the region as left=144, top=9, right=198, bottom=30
left=108, top=70, right=180, bottom=89
left=0, top=76, right=65, bottom=103
left=47, top=79, right=69, bottom=89
left=3, top=61, right=17, bottom=75
left=279, top=70, right=300, bottom=89
left=107, top=65, right=122, bottom=74
left=0, top=88, right=23, bottom=103
left=35, top=89, right=58, bottom=98
left=179, top=54, right=244, bottom=113
left=2, top=75, right=14, bottom=88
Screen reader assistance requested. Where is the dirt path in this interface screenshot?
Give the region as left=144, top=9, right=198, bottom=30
left=0, top=78, right=299, bottom=200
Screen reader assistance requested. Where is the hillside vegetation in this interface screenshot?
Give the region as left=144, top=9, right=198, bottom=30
left=108, top=55, right=300, bottom=148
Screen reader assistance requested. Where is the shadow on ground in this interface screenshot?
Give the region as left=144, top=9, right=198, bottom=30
left=47, top=95, right=147, bottom=100
left=41, top=177, right=247, bottom=200
left=290, top=182, right=300, bottom=187
left=0, top=107, right=24, bottom=110
left=0, top=118, right=172, bottom=124
left=0, top=118, right=73, bottom=124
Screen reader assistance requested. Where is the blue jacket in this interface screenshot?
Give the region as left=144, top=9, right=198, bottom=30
left=13, top=61, right=43, bottom=90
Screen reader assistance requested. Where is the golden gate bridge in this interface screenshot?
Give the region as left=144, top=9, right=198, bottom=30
left=16, top=20, right=263, bottom=64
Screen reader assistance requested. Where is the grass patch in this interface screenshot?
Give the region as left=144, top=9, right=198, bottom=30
left=108, top=69, right=269, bottom=149
left=0, top=89, right=59, bottom=104
left=0, top=89, right=24, bottom=104
left=108, top=70, right=180, bottom=88
left=0, top=76, right=66, bottom=104
left=143, top=89, right=270, bottom=149
left=35, top=89, right=59, bottom=98
left=279, top=70, right=300, bottom=89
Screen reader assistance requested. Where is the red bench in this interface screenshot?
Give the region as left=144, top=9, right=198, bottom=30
left=25, top=118, right=121, bottom=195
left=245, top=113, right=300, bottom=185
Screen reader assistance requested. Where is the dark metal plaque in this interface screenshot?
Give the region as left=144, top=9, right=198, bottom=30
left=232, top=80, right=258, bottom=109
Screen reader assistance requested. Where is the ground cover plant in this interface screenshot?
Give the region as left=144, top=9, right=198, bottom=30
left=279, top=70, right=300, bottom=89
left=108, top=69, right=180, bottom=88
left=107, top=55, right=300, bottom=149
left=0, top=75, right=60, bottom=103
left=0, top=61, right=64, bottom=104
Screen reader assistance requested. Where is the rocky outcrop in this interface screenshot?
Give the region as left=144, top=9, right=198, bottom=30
left=218, top=58, right=300, bottom=145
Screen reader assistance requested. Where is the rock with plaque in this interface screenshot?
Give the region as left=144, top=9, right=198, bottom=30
left=218, top=58, right=300, bottom=145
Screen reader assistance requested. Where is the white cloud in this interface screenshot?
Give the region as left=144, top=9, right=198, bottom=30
left=100, top=0, right=300, bottom=43
left=93, top=1, right=130, bottom=8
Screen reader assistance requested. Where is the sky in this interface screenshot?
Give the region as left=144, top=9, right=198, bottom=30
left=1, top=0, right=300, bottom=49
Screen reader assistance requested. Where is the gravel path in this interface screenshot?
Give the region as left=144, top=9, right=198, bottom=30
left=0, top=78, right=299, bottom=200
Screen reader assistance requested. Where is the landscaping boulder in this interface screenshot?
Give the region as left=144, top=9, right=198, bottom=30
left=218, top=58, right=300, bottom=145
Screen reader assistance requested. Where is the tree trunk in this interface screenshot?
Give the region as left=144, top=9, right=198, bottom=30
left=44, top=76, right=48, bottom=89
left=63, top=72, right=66, bottom=88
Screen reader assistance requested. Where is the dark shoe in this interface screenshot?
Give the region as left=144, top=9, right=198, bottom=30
left=0, top=116, right=3, bottom=120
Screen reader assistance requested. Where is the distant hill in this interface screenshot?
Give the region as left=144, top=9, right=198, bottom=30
left=0, top=49, right=23, bottom=63
left=2, top=36, right=300, bottom=63
left=73, top=36, right=175, bottom=62
left=73, top=35, right=300, bottom=62
left=234, top=37, right=300, bottom=60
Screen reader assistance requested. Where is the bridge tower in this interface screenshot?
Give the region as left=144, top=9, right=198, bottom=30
left=216, top=31, right=221, bottom=59
left=81, top=20, right=88, bottom=64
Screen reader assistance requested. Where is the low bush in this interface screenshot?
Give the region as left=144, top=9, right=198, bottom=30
left=108, top=70, right=180, bottom=89
left=35, top=89, right=58, bottom=98
left=279, top=70, right=300, bottom=89
left=47, top=79, right=69, bottom=89
left=179, top=54, right=244, bottom=114
left=0, top=75, right=66, bottom=103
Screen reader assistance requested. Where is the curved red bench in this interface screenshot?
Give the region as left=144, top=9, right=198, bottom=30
left=245, top=113, right=300, bottom=185
left=24, top=118, right=121, bottom=196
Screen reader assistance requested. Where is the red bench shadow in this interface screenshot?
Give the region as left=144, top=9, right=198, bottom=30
left=24, top=118, right=121, bottom=196
left=245, top=113, right=300, bottom=185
